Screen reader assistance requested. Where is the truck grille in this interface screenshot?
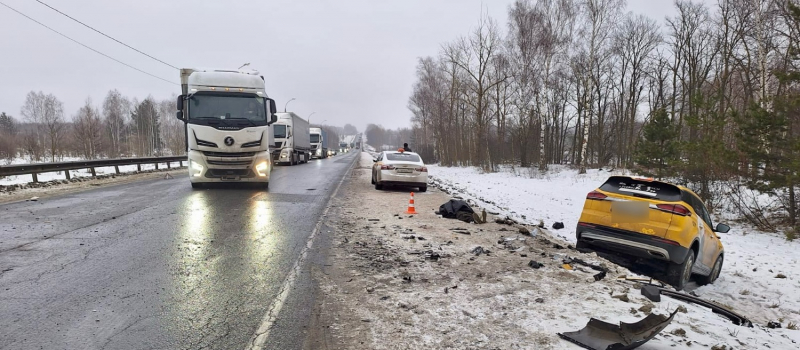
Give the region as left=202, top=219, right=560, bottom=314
left=207, top=160, right=252, bottom=166
left=207, top=169, right=253, bottom=177
left=202, top=151, right=256, bottom=157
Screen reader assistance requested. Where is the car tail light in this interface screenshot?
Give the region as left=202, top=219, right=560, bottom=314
left=586, top=191, right=607, bottom=200
left=656, top=204, right=691, bottom=216
left=415, top=167, right=427, bottom=172
left=381, top=165, right=395, bottom=170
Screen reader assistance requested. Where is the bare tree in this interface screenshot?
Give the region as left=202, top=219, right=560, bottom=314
left=73, top=98, right=104, bottom=159
left=445, top=14, right=510, bottom=170
left=577, top=0, right=624, bottom=174
left=21, top=91, right=65, bottom=162
left=103, top=89, right=129, bottom=158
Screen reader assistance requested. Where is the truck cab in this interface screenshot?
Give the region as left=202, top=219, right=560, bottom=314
left=176, top=68, right=277, bottom=189
left=309, top=127, right=328, bottom=159
left=272, top=112, right=311, bottom=165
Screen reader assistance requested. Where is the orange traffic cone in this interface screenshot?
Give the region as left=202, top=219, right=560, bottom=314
left=406, top=192, right=418, bottom=214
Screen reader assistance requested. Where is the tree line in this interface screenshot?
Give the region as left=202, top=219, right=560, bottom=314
left=0, top=90, right=184, bottom=163
left=406, top=0, right=800, bottom=233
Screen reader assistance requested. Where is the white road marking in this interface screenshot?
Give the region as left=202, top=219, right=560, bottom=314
left=245, top=152, right=358, bottom=350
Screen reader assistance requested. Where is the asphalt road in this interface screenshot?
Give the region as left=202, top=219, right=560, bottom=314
left=0, top=150, right=358, bottom=350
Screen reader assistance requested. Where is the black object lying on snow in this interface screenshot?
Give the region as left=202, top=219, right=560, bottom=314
left=559, top=309, right=678, bottom=350
left=653, top=287, right=753, bottom=327
left=436, top=199, right=475, bottom=223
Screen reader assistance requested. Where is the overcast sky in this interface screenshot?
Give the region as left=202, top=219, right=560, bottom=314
left=1, top=0, right=689, bottom=132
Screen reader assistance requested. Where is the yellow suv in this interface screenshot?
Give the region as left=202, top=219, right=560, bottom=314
left=576, top=176, right=730, bottom=290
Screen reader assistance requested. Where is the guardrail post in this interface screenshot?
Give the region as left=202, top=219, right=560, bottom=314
left=65, top=170, right=71, bottom=180
left=155, top=162, right=159, bottom=170
left=179, top=160, right=183, bottom=167
left=32, top=173, right=38, bottom=183
left=167, top=162, right=171, bottom=169
left=137, top=164, right=141, bottom=172
left=114, top=166, right=120, bottom=175
left=90, top=167, right=96, bottom=177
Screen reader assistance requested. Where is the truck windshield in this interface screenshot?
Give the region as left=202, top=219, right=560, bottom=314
left=188, top=93, right=266, bottom=124
left=310, top=134, right=320, bottom=143
left=274, top=125, right=287, bottom=139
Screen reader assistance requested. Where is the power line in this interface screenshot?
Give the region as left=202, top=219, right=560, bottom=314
left=0, top=1, right=176, bottom=85
left=35, top=0, right=179, bottom=70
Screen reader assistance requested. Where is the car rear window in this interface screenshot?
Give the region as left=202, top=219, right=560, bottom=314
left=386, top=153, right=421, bottom=162
left=599, top=176, right=681, bottom=201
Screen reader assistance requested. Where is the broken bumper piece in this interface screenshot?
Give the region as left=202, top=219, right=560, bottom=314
left=558, top=309, right=678, bottom=350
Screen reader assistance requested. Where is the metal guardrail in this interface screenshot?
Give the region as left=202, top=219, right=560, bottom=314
left=0, top=156, right=188, bottom=183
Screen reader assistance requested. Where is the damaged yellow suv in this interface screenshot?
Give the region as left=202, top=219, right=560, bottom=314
left=576, top=176, right=730, bottom=290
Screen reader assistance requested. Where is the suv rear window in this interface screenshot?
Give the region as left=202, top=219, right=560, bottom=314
left=386, top=153, right=421, bottom=162
left=599, top=176, right=681, bottom=201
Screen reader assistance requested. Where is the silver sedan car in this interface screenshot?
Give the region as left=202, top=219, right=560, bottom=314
left=371, top=151, right=428, bottom=192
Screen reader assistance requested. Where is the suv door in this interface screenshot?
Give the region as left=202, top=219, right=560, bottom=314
left=686, top=192, right=718, bottom=270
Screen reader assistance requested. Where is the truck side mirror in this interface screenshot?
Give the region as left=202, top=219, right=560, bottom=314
left=176, top=111, right=184, bottom=120
left=176, top=95, right=184, bottom=110
left=266, top=98, right=278, bottom=124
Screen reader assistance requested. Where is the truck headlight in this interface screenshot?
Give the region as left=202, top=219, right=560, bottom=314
left=255, top=162, right=268, bottom=176
left=190, top=161, right=203, bottom=177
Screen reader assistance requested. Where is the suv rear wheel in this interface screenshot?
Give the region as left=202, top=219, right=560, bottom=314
left=667, top=250, right=695, bottom=291
left=696, top=255, right=723, bottom=286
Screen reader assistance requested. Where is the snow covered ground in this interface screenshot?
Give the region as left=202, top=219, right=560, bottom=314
left=428, top=163, right=800, bottom=344
left=1, top=157, right=183, bottom=186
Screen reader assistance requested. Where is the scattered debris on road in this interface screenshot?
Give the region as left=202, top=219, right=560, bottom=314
left=559, top=310, right=678, bottom=350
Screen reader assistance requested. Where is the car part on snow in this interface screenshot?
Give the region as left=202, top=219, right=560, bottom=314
left=641, top=285, right=661, bottom=302
left=767, top=321, right=781, bottom=329
left=563, top=257, right=609, bottom=281
left=558, top=309, right=678, bottom=350
left=657, top=289, right=753, bottom=327
left=552, top=221, right=565, bottom=229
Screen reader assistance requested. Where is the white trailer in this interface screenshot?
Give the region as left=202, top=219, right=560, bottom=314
left=176, top=68, right=278, bottom=189
left=272, top=112, right=311, bottom=165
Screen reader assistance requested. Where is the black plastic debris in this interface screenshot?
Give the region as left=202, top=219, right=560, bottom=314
left=552, top=222, right=565, bottom=230
left=559, top=310, right=678, bottom=350
left=450, top=228, right=471, bottom=235
left=567, top=257, right=609, bottom=281
left=528, top=260, right=544, bottom=269
left=592, top=271, right=607, bottom=281
left=767, top=321, right=782, bottom=329
left=471, top=246, right=489, bottom=256
left=656, top=288, right=753, bottom=327
left=641, top=285, right=661, bottom=302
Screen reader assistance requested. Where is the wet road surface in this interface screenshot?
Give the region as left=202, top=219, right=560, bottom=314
left=0, top=151, right=358, bottom=349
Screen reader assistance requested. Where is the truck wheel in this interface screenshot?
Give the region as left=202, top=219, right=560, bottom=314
left=291, top=154, right=297, bottom=165
left=261, top=182, right=269, bottom=190
left=696, top=255, right=723, bottom=285
left=191, top=182, right=203, bottom=189
left=419, top=185, right=427, bottom=192
left=667, top=250, right=695, bottom=291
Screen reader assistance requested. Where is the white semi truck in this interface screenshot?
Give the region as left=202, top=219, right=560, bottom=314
left=309, top=127, right=328, bottom=159
left=176, top=68, right=278, bottom=189
left=272, top=112, right=311, bottom=165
